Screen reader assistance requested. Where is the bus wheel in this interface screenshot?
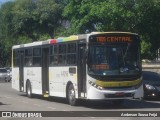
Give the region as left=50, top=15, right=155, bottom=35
left=67, top=84, right=77, bottom=106
left=26, top=81, right=32, bottom=98
left=112, top=100, right=124, bottom=105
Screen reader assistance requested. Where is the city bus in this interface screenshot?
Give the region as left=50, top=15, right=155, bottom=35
left=12, top=32, right=143, bottom=105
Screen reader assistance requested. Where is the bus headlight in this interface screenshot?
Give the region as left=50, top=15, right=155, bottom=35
left=88, top=80, right=103, bottom=90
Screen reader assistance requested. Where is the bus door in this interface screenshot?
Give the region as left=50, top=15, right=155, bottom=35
left=78, top=44, right=86, bottom=98
left=42, top=47, right=49, bottom=97
left=19, top=50, right=24, bottom=92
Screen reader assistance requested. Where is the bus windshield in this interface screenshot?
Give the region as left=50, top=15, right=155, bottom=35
left=88, top=43, right=141, bottom=77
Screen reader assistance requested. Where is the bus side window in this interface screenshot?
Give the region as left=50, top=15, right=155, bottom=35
left=33, top=47, right=41, bottom=66
left=13, top=50, right=19, bottom=67
left=67, top=43, right=76, bottom=65
left=67, top=54, right=76, bottom=65
left=25, top=48, right=33, bottom=67
left=50, top=55, right=60, bottom=66
left=58, top=44, right=66, bottom=65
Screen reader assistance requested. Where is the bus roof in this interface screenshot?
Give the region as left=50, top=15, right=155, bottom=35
left=12, top=32, right=138, bottom=49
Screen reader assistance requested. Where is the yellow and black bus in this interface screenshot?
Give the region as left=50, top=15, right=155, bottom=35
left=12, top=32, right=143, bottom=106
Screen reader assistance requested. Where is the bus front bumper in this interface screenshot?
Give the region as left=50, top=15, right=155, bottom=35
left=87, top=85, right=144, bottom=100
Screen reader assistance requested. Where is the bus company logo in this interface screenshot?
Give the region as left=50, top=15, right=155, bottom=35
left=2, top=112, right=11, bottom=117
left=1, top=112, right=42, bottom=118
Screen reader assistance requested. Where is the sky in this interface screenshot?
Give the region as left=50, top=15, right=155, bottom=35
left=0, top=0, right=12, bottom=2
left=0, top=0, right=14, bottom=4
left=0, top=0, right=14, bottom=6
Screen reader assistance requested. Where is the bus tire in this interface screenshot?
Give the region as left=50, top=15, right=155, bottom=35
left=67, top=84, right=77, bottom=106
left=26, top=81, right=32, bottom=98
left=112, top=99, right=124, bottom=105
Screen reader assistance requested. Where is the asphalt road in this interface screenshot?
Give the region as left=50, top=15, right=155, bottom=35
left=0, top=81, right=160, bottom=120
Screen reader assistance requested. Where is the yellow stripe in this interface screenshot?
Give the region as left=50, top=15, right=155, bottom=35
left=69, top=35, right=78, bottom=40
left=96, top=79, right=141, bottom=88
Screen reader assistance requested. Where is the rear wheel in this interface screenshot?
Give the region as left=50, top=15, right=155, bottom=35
left=26, top=81, right=32, bottom=98
left=67, top=84, right=77, bottom=106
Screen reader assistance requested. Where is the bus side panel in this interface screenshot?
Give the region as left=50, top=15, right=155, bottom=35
left=49, top=66, right=78, bottom=98
left=12, top=68, right=20, bottom=91
left=23, top=67, right=42, bottom=95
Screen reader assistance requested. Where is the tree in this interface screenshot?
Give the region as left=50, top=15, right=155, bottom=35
left=12, top=0, right=38, bottom=41
left=63, top=0, right=139, bottom=34
left=35, top=0, right=63, bottom=38
left=63, top=0, right=160, bottom=59
left=0, top=0, right=64, bottom=66
left=0, top=1, right=15, bottom=66
left=12, top=0, right=63, bottom=41
left=136, top=0, right=160, bottom=59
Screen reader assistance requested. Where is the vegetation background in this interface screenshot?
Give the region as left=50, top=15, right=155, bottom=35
left=0, top=0, right=160, bottom=66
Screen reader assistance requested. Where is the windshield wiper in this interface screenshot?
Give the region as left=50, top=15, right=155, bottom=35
left=123, top=43, right=130, bottom=60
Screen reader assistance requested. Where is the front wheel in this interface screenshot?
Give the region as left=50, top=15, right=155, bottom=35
left=67, top=84, right=77, bottom=106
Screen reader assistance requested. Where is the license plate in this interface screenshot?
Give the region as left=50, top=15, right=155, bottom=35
left=115, top=92, right=125, bottom=96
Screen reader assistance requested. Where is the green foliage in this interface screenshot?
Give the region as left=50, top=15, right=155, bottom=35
left=137, top=0, right=160, bottom=58
left=63, top=0, right=160, bottom=59
left=0, top=0, right=64, bottom=66
left=0, top=0, right=160, bottom=66
left=34, top=0, right=63, bottom=38
left=63, top=0, right=139, bottom=33
left=141, top=39, right=152, bottom=59
left=12, top=0, right=63, bottom=41
left=12, top=0, right=38, bottom=41
left=0, top=1, right=15, bottom=67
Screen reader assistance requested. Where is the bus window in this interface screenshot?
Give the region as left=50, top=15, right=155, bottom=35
left=25, top=49, right=33, bottom=67
left=13, top=50, right=19, bottom=67
left=67, top=54, right=76, bottom=65
left=88, top=43, right=140, bottom=76
left=33, top=47, right=41, bottom=66
left=67, top=43, right=76, bottom=65
left=59, top=44, right=66, bottom=54
left=58, top=44, right=66, bottom=65
left=68, top=43, right=76, bottom=53
left=58, top=55, right=66, bottom=65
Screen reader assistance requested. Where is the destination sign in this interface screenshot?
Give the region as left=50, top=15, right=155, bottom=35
left=96, top=36, right=132, bottom=43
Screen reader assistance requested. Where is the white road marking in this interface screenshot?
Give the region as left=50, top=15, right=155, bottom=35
left=33, top=103, right=41, bottom=107
left=47, top=107, right=56, bottom=110
left=21, top=101, right=28, bottom=103
left=4, top=96, right=12, bottom=98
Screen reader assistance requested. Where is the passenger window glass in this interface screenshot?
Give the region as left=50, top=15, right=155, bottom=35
left=54, top=45, right=58, bottom=54
left=50, top=43, right=77, bottom=66
left=13, top=50, right=19, bottom=67
left=33, top=47, right=41, bottom=66
left=58, top=55, right=66, bottom=65
left=25, top=49, right=32, bottom=57
left=59, top=44, right=66, bottom=54
left=33, top=48, right=41, bottom=56
left=68, top=43, right=76, bottom=53
left=25, top=58, right=32, bottom=66
left=33, top=57, right=41, bottom=66
left=67, top=54, right=76, bottom=65
left=25, top=48, right=32, bottom=67
left=50, top=55, right=57, bottom=66
left=50, top=46, right=54, bottom=55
